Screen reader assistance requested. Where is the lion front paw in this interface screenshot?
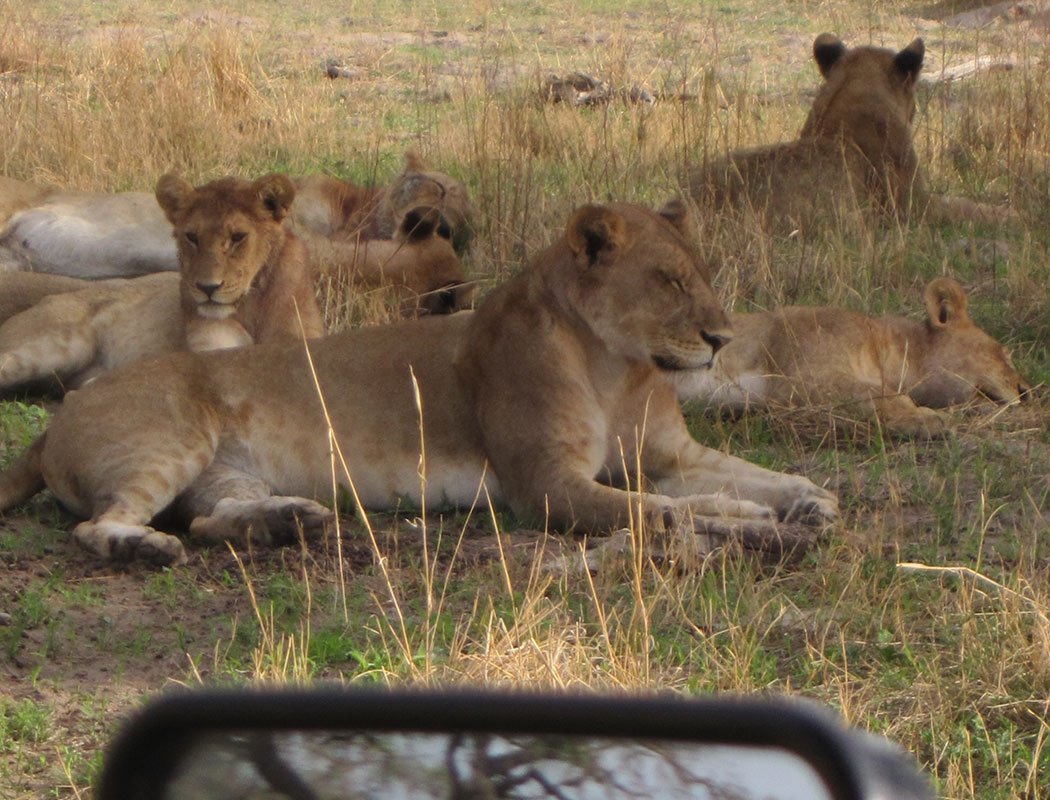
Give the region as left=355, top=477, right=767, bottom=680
left=780, top=483, right=839, bottom=526
left=73, top=520, right=188, bottom=567
left=189, top=496, right=334, bottom=547
left=672, top=493, right=776, bottom=522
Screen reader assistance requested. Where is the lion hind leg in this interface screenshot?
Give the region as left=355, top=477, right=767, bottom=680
left=189, top=496, right=333, bottom=546
left=0, top=320, right=96, bottom=391
left=179, top=463, right=333, bottom=547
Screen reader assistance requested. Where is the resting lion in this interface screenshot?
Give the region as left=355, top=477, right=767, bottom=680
left=0, top=152, right=473, bottom=278
left=292, top=151, right=474, bottom=255
left=0, top=201, right=837, bottom=566
left=672, top=278, right=1030, bottom=437
left=689, top=34, right=1012, bottom=231
left=305, top=205, right=472, bottom=316
left=0, top=172, right=323, bottom=393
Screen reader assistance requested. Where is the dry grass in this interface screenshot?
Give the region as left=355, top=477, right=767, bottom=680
left=2, top=1, right=1050, bottom=798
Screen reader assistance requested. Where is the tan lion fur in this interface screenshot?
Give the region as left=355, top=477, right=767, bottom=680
left=674, top=278, right=1029, bottom=436
left=0, top=271, right=95, bottom=325
left=0, top=173, right=323, bottom=394
left=689, top=34, right=1012, bottom=232
left=0, top=205, right=469, bottom=392
left=0, top=187, right=178, bottom=276
left=0, top=201, right=837, bottom=566
left=0, top=176, right=53, bottom=230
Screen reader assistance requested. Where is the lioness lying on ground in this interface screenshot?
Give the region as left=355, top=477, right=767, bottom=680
left=0, top=201, right=837, bottom=566
left=672, top=278, right=1029, bottom=437
left=0, top=172, right=323, bottom=393
left=0, top=152, right=472, bottom=278
left=689, top=34, right=1012, bottom=232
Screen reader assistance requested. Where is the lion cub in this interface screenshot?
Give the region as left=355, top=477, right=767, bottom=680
left=0, top=201, right=836, bottom=566
left=673, top=278, right=1029, bottom=437
left=0, top=173, right=323, bottom=393
left=689, top=34, right=1012, bottom=231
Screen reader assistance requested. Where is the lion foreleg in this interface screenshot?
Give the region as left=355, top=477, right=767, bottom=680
left=180, top=463, right=333, bottom=547
left=530, top=468, right=775, bottom=539
left=73, top=515, right=187, bottom=567
left=870, top=395, right=948, bottom=438
left=650, top=442, right=839, bottom=526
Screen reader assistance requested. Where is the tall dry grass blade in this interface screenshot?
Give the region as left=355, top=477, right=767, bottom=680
left=297, top=331, right=414, bottom=667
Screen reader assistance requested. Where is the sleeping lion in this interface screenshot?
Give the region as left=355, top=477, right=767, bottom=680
left=673, top=278, right=1030, bottom=437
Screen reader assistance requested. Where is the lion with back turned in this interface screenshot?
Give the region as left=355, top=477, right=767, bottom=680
left=0, top=200, right=836, bottom=567
left=690, top=34, right=1012, bottom=230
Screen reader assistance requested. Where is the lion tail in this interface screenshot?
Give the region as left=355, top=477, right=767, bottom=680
left=0, top=434, right=46, bottom=512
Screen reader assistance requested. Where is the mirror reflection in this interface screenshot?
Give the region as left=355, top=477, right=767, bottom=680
left=166, top=729, right=834, bottom=800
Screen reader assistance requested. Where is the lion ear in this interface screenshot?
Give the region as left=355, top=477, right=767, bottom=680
left=403, top=149, right=427, bottom=173
left=155, top=173, right=196, bottom=224
left=566, top=205, right=630, bottom=269
left=657, top=198, right=699, bottom=244
left=253, top=173, right=296, bottom=222
left=813, top=33, right=846, bottom=78
left=397, top=206, right=446, bottom=243
left=924, top=277, right=969, bottom=327
left=894, top=37, right=925, bottom=82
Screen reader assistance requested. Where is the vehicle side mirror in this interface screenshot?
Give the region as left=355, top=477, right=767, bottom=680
left=97, top=689, right=933, bottom=800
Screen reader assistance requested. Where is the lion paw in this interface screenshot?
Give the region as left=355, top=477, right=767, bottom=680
left=73, top=520, right=188, bottom=567
left=781, top=486, right=839, bottom=526
left=672, top=494, right=775, bottom=522
left=189, top=496, right=334, bottom=546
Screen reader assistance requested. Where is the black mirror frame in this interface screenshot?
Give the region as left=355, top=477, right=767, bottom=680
left=98, top=688, right=871, bottom=800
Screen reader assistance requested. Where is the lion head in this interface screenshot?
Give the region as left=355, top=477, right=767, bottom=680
left=801, top=33, right=925, bottom=207
left=393, top=205, right=473, bottom=314
left=559, top=200, right=731, bottom=370
left=380, top=151, right=474, bottom=255
left=155, top=173, right=295, bottom=320
left=911, top=278, right=1030, bottom=407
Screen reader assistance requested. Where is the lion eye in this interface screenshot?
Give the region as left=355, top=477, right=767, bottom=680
left=666, top=276, right=686, bottom=293
left=230, top=231, right=247, bottom=245
left=185, top=232, right=199, bottom=247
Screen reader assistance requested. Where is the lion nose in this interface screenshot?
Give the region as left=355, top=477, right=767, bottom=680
left=196, top=280, right=223, bottom=298
left=701, top=330, right=732, bottom=356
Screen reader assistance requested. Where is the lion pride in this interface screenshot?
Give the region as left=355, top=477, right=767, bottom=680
left=0, top=201, right=836, bottom=566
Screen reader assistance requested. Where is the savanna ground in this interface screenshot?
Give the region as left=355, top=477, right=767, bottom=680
left=1, top=0, right=1049, bottom=797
